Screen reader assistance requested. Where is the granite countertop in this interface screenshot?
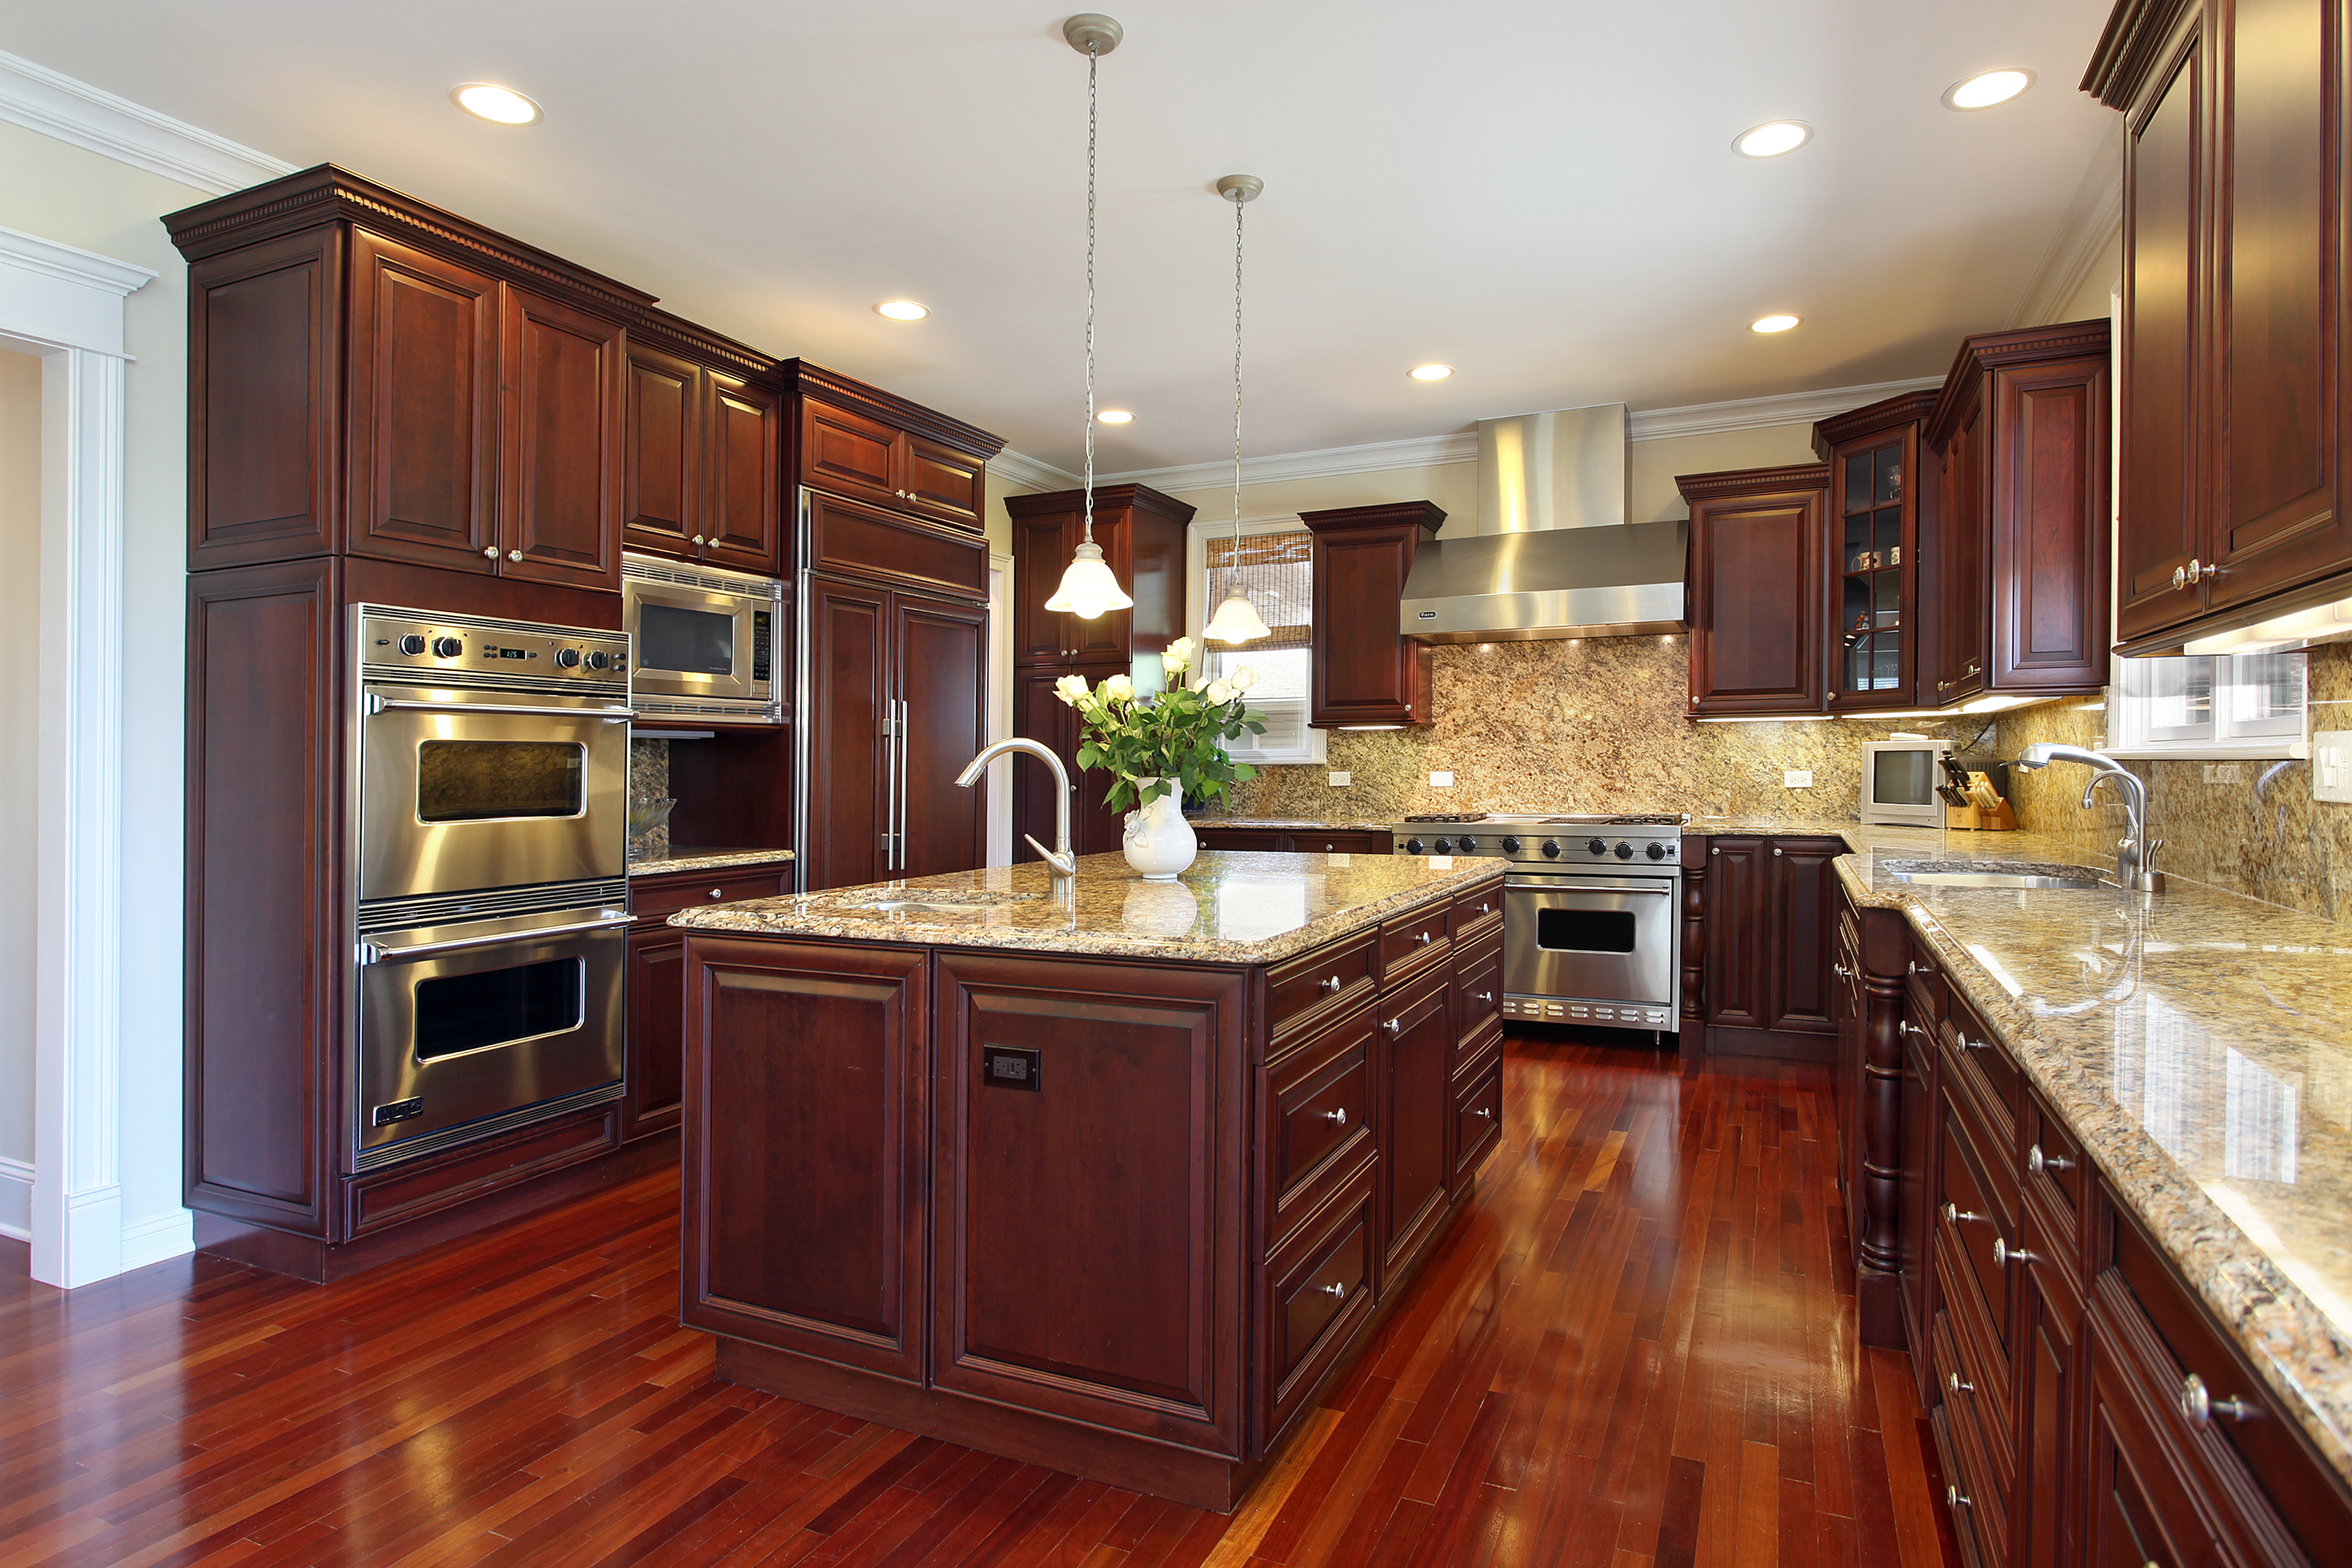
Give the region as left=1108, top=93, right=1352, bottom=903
left=1773, top=819, right=2352, bottom=1488
left=628, top=847, right=798, bottom=877
left=668, top=849, right=1499, bottom=964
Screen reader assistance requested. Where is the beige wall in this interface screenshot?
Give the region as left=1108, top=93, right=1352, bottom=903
left=0, top=348, right=37, bottom=1232
left=0, top=117, right=210, bottom=1249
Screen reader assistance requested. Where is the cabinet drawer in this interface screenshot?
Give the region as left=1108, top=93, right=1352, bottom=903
left=631, top=866, right=792, bottom=921
left=1933, top=1315, right=2012, bottom=1567
left=1454, top=938, right=1501, bottom=1040
left=1454, top=1064, right=1503, bottom=1181
left=1197, top=826, right=1287, bottom=852
left=1289, top=829, right=1392, bottom=856
left=1450, top=883, right=1503, bottom=945
left=1940, top=1103, right=2016, bottom=1371
left=1266, top=1170, right=1377, bottom=1438
left=1904, top=944, right=1946, bottom=1021
left=1944, top=994, right=2021, bottom=1134
left=1378, top=906, right=1452, bottom=981
left=1267, top=933, right=1379, bottom=1046
left=2023, top=1093, right=2083, bottom=1237
left=1266, top=1007, right=1375, bottom=1245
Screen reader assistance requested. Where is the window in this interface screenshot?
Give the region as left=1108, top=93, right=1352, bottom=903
left=1187, top=518, right=1326, bottom=765
left=2108, top=651, right=2307, bottom=754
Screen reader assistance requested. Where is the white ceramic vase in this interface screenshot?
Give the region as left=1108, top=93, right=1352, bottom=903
left=1120, top=777, right=1198, bottom=881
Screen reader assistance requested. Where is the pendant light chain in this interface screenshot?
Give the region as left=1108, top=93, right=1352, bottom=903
left=1081, top=39, right=1099, bottom=547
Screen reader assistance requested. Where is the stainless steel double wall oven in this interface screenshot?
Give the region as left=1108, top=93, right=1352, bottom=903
left=351, top=607, right=634, bottom=1169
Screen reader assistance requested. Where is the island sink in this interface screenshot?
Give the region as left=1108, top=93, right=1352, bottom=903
left=669, top=849, right=1507, bottom=1512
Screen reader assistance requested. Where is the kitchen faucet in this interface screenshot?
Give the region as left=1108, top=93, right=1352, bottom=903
left=955, top=739, right=1078, bottom=881
left=2009, top=743, right=2165, bottom=892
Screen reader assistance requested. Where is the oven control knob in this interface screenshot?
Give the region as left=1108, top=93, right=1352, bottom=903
left=431, top=636, right=463, bottom=659
left=1614, top=841, right=1635, bottom=859
left=585, top=651, right=611, bottom=671
left=1541, top=840, right=1561, bottom=857
left=1586, top=838, right=1607, bottom=855
left=1646, top=841, right=1667, bottom=860
left=1456, top=836, right=1478, bottom=852
left=1432, top=838, right=1452, bottom=854
left=1499, top=836, right=1521, bottom=854
left=555, top=647, right=581, bottom=669
left=1404, top=837, right=1426, bottom=855
left=397, top=634, right=427, bottom=656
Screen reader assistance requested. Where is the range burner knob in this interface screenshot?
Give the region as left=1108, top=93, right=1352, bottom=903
left=431, top=636, right=463, bottom=659
left=1499, top=836, right=1521, bottom=854
left=1614, top=841, right=1635, bottom=860
left=397, top=634, right=427, bottom=656
left=585, top=650, right=612, bottom=671
left=1586, top=838, right=1607, bottom=856
left=1456, top=835, right=1478, bottom=852
left=1541, top=840, right=1561, bottom=857
left=1432, top=837, right=1453, bottom=854
left=1404, top=837, right=1426, bottom=855
left=1646, top=841, right=1668, bottom=860
left=554, top=647, right=582, bottom=669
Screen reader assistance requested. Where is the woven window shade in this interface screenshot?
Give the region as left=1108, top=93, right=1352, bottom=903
left=1204, top=530, right=1313, bottom=650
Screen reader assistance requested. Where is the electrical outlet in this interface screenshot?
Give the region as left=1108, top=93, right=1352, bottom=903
left=1430, top=770, right=1455, bottom=787
left=2204, top=762, right=2244, bottom=785
left=1784, top=770, right=1814, bottom=789
left=2315, top=732, right=2352, bottom=803
left=1328, top=771, right=1352, bottom=787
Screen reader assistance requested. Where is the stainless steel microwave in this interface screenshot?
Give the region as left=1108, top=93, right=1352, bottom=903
left=621, top=553, right=783, bottom=725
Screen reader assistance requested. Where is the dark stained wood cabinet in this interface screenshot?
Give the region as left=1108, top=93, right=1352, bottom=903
left=2090, top=0, right=2352, bottom=652
left=1814, top=391, right=1938, bottom=712
left=784, top=362, right=999, bottom=533
left=1009, top=485, right=1195, bottom=864
left=1298, top=501, right=1445, bottom=728
left=622, top=860, right=794, bottom=1143
left=1678, top=465, right=1831, bottom=715
left=1923, top=321, right=2113, bottom=705
left=1696, top=833, right=1842, bottom=1059
left=682, top=869, right=1503, bottom=1511
left=621, top=314, right=785, bottom=575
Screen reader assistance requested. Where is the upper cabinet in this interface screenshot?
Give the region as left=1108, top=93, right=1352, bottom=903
left=2089, top=0, right=2349, bottom=651
left=1680, top=465, right=1829, bottom=717
left=1299, top=501, right=1445, bottom=728
left=783, top=362, right=999, bottom=533
left=621, top=313, right=784, bottom=576
left=1813, top=391, right=1936, bottom=713
left=1006, top=484, right=1195, bottom=670
left=1921, top=321, right=2112, bottom=704
left=175, top=166, right=646, bottom=591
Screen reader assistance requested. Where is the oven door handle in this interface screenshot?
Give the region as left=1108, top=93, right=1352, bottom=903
left=365, top=695, right=637, bottom=723
left=1507, top=881, right=1674, bottom=895
left=358, top=913, right=632, bottom=965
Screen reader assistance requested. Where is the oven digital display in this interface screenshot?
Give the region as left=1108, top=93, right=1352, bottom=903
left=416, top=740, right=585, bottom=822
left=1535, top=907, right=1638, bottom=953
left=640, top=602, right=736, bottom=676
left=413, top=956, right=584, bottom=1060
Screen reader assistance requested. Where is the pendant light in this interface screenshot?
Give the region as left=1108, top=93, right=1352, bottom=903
left=1202, top=174, right=1272, bottom=644
left=1043, top=13, right=1135, bottom=622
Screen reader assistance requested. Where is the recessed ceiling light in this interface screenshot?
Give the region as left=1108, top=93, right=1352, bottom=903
left=1751, top=314, right=1801, bottom=334
left=874, top=300, right=929, bottom=320
left=1409, top=364, right=1453, bottom=381
left=1944, top=69, right=2033, bottom=110
left=1733, top=120, right=1812, bottom=158
left=450, top=84, right=542, bottom=125
left=1096, top=408, right=1134, bottom=424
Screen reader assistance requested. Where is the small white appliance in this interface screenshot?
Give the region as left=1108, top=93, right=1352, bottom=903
left=1860, top=740, right=1943, bottom=826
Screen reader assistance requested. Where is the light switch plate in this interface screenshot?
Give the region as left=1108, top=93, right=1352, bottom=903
left=1784, top=770, right=1814, bottom=789
left=2315, top=732, right=2352, bottom=802
left=1328, top=771, right=1352, bottom=787
left=1430, top=770, right=1455, bottom=787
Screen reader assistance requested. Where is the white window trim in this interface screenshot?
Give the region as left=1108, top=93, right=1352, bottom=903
left=1184, top=512, right=1326, bottom=765
left=2102, top=654, right=2311, bottom=761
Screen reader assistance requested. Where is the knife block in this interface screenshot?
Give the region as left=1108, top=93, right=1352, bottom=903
left=1944, top=799, right=2019, bottom=831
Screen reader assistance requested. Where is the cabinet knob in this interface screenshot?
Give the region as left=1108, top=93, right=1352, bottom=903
left=1832, top=961, right=1853, bottom=979
left=1772, top=846, right=1783, bottom=857
left=1475, top=991, right=1494, bottom=1005
left=709, top=888, right=724, bottom=899
left=2178, top=1373, right=2256, bottom=1428
left=1948, top=1370, right=1973, bottom=1397
left=1936, top=679, right=1953, bottom=691
left=1900, top=1021, right=1927, bottom=1038
left=1965, top=660, right=1980, bottom=676
left=1382, top=1018, right=1401, bottom=1036
left=1959, top=1035, right=1989, bottom=1053
left=1324, top=843, right=1336, bottom=851
left=2027, top=1144, right=2073, bottom=1175
left=1948, top=1484, right=1970, bottom=1511
left=482, top=546, right=499, bottom=559
left=692, top=534, right=706, bottom=547
left=1323, top=1106, right=1348, bottom=1126
left=1942, top=1202, right=1987, bottom=1227
left=1318, top=1281, right=1348, bottom=1299
left=1319, top=974, right=1342, bottom=993
left=1473, top=1105, right=1494, bottom=1119
left=507, top=549, right=522, bottom=563
left=1414, top=930, right=1434, bottom=945
left=1993, top=1237, right=2036, bottom=1267
left=1909, top=960, right=1928, bottom=975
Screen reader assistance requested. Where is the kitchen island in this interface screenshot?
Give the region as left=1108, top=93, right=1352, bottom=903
left=669, top=849, right=1507, bottom=1511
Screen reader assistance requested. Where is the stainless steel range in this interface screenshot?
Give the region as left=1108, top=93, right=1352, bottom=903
left=1388, top=813, right=1686, bottom=1034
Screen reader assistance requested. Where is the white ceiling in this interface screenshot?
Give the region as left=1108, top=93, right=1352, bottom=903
left=7, top=1, right=2119, bottom=474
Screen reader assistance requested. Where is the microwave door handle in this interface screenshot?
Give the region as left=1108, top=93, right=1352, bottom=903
left=357, top=912, right=632, bottom=964
left=366, top=695, right=636, bottom=723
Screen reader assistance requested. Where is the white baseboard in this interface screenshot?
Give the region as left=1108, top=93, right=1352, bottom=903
left=119, top=1208, right=194, bottom=1272
left=0, top=1156, right=31, bottom=1241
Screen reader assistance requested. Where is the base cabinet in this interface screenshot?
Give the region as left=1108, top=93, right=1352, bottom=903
left=1694, top=834, right=1846, bottom=1060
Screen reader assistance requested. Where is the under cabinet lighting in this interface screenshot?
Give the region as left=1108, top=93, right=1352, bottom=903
left=874, top=300, right=930, bottom=320
left=451, top=84, right=542, bottom=124
left=1695, top=714, right=1834, bottom=723
left=1944, top=70, right=2033, bottom=111
left=1733, top=120, right=1812, bottom=158
left=1750, top=314, right=1801, bottom=334
left=1836, top=709, right=1947, bottom=719
left=1959, top=693, right=2044, bottom=713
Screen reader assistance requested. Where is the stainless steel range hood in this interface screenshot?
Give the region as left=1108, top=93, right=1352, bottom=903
left=1398, top=402, right=1687, bottom=642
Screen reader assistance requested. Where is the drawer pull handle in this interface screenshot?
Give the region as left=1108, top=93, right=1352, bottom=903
left=1949, top=1371, right=1973, bottom=1397
left=1993, top=1237, right=2036, bottom=1267
left=1832, top=961, right=1854, bottom=979
left=2179, top=1373, right=2256, bottom=1428
left=1942, top=1202, right=1988, bottom=1227
left=1323, top=1107, right=1348, bottom=1126
left=1320, top=974, right=1342, bottom=993
left=1948, top=1484, right=1970, bottom=1511
left=2027, top=1144, right=2073, bottom=1175
left=1318, top=1281, right=1348, bottom=1299
left=1382, top=1019, right=1401, bottom=1036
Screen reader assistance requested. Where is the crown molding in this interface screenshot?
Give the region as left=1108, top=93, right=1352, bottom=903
left=0, top=223, right=156, bottom=296
left=0, top=48, right=294, bottom=196
left=988, top=447, right=1081, bottom=493
left=2009, top=120, right=2125, bottom=328
left=1629, top=377, right=1945, bottom=442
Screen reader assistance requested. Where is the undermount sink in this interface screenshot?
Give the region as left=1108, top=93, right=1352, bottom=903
left=841, top=891, right=1041, bottom=917
left=1880, top=859, right=2106, bottom=890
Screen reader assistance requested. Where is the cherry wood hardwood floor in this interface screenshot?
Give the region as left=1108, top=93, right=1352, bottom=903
left=0, top=1035, right=1957, bottom=1568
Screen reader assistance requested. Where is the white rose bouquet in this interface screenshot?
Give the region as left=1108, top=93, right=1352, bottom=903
left=1053, top=636, right=1267, bottom=811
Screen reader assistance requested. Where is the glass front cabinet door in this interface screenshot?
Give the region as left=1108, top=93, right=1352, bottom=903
left=1813, top=391, right=1936, bottom=713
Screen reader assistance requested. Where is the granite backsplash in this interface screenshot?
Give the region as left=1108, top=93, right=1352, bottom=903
left=628, top=738, right=671, bottom=863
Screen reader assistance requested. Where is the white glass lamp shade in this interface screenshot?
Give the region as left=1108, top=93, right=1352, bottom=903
left=1203, top=592, right=1271, bottom=643
left=1043, top=540, right=1134, bottom=618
